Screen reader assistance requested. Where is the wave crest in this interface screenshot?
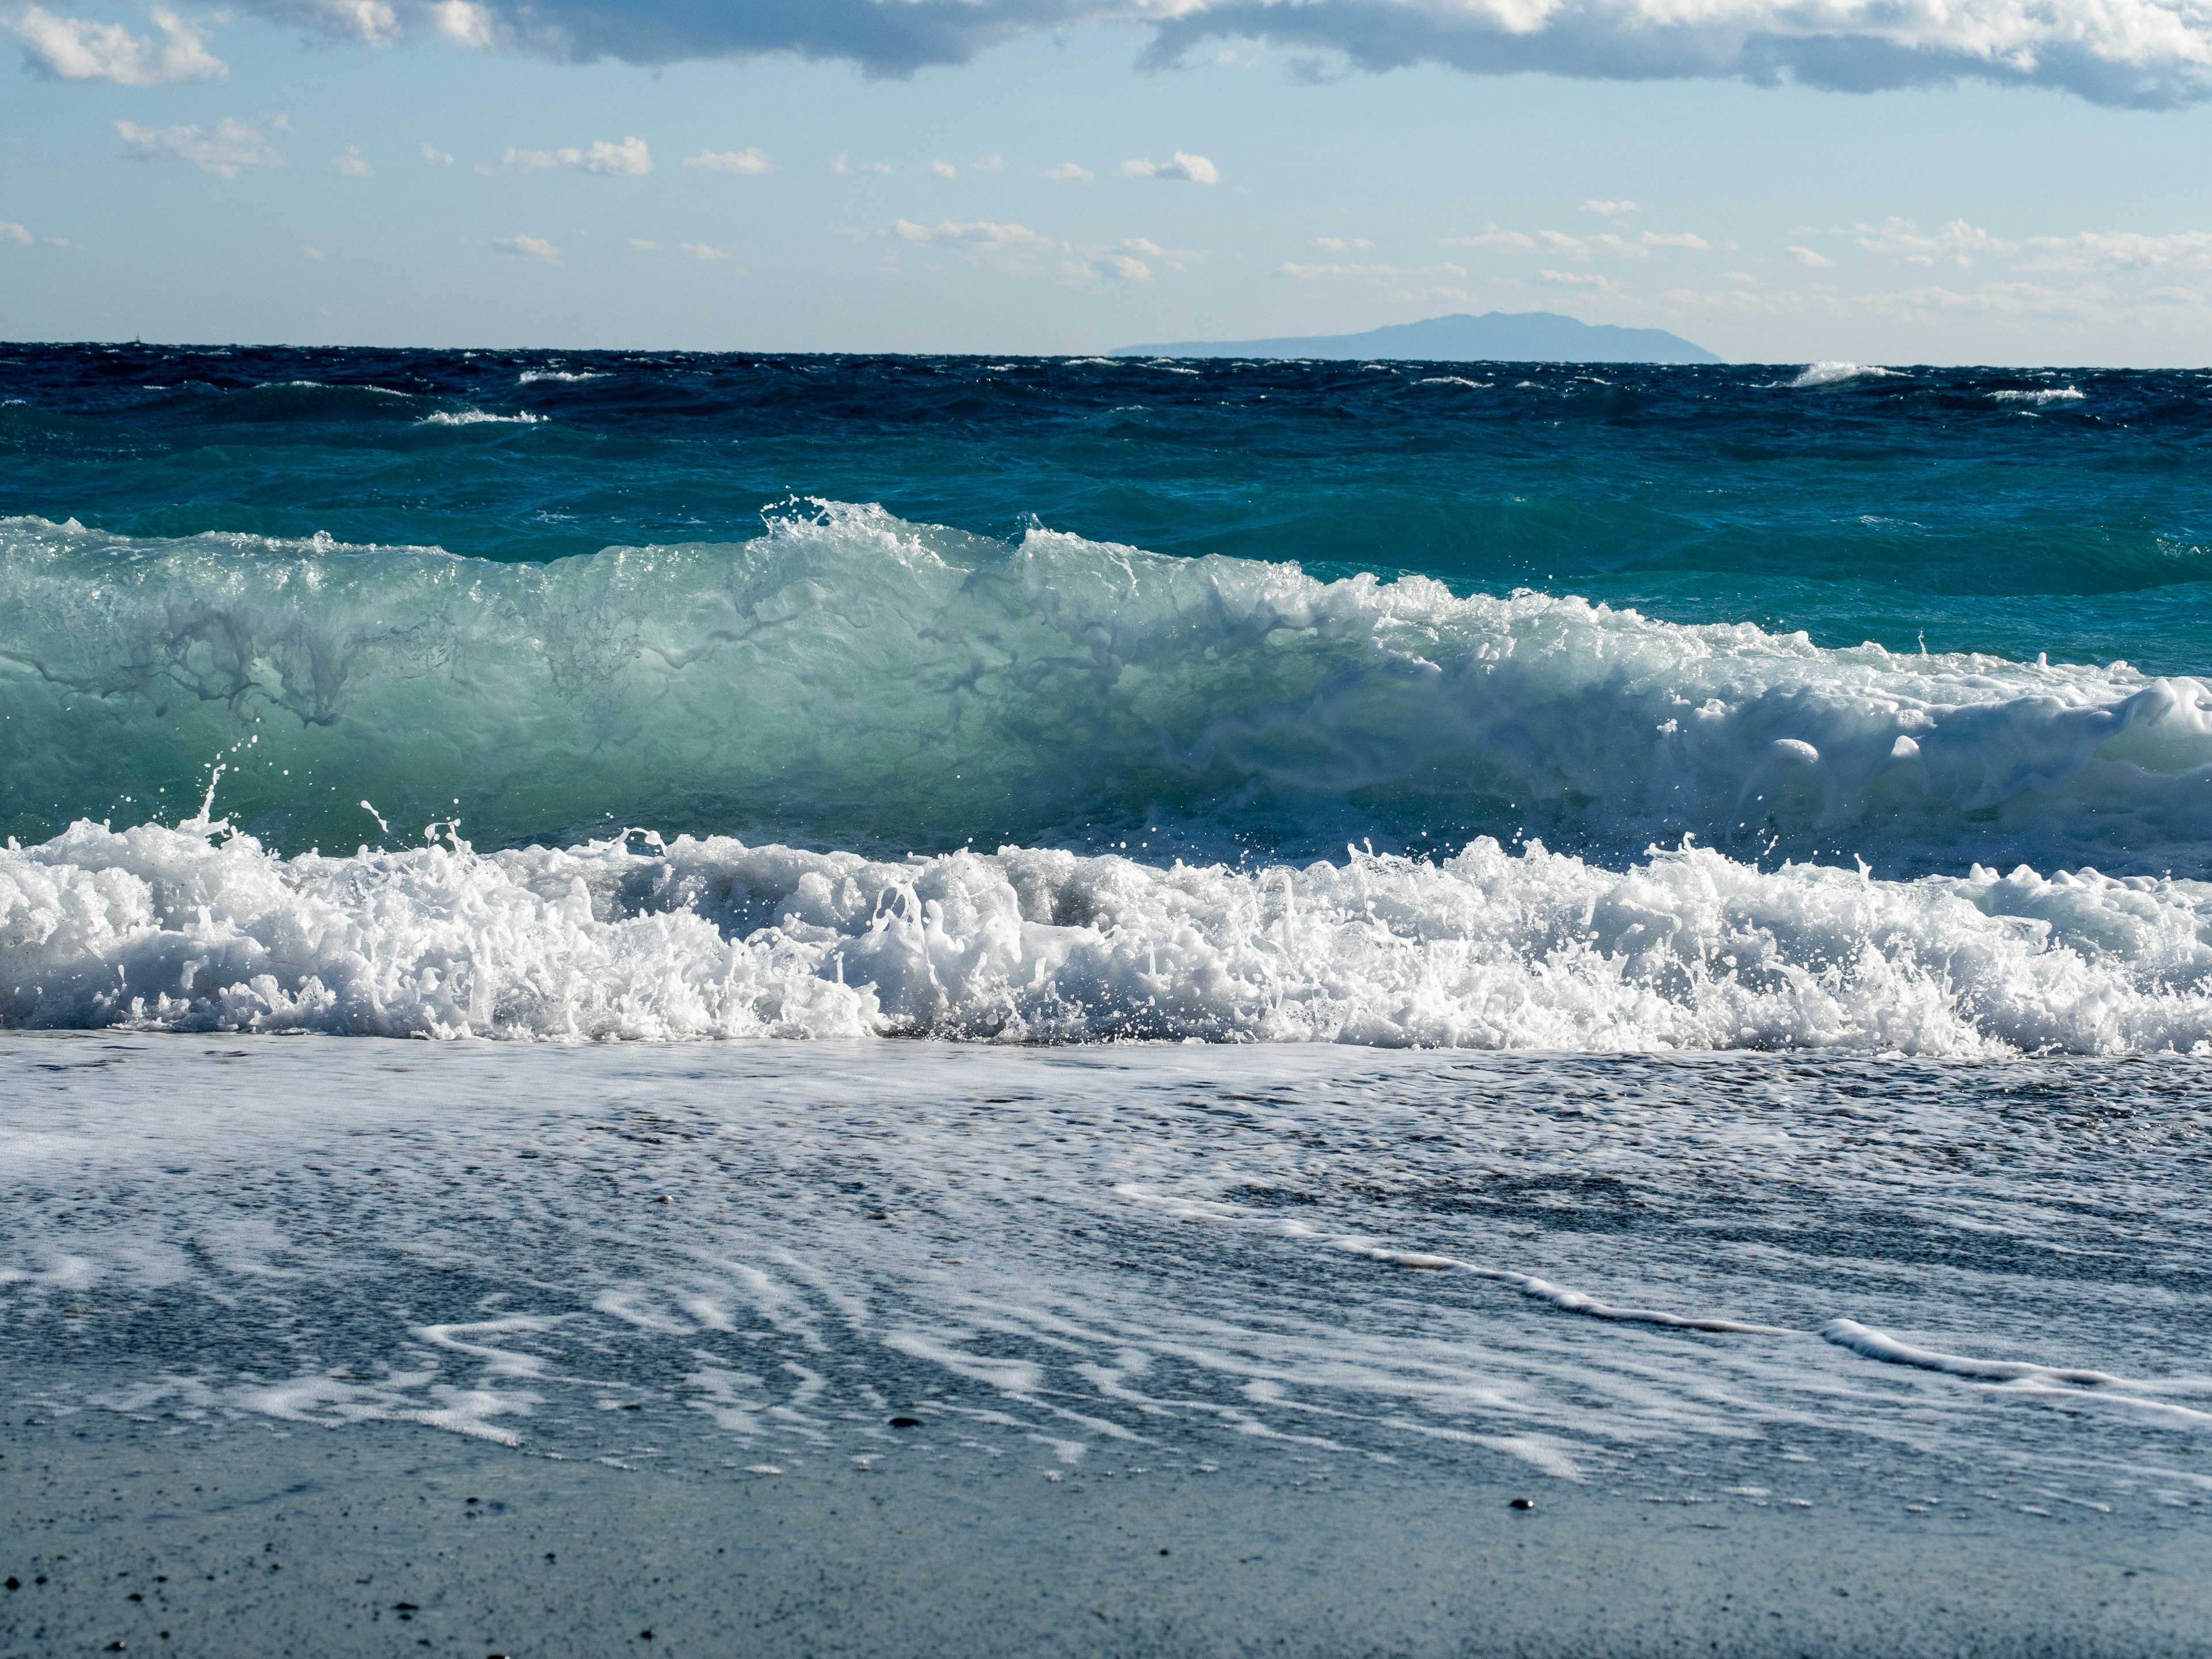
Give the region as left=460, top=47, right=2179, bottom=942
left=2, top=504, right=2209, bottom=872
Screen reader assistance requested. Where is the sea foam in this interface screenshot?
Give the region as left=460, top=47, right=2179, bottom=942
left=6, top=819, right=2211, bottom=1049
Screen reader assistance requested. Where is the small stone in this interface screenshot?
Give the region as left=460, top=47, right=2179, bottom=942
left=641, top=1630, right=654, bottom=1640
left=889, top=1416, right=922, bottom=1429
left=4, top=1578, right=17, bottom=1590
left=1510, top=1497, right=1535, bottom=1511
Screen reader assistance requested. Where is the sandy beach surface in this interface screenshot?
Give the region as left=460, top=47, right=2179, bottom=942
left=3, top=1032, right=2209, bottom=1657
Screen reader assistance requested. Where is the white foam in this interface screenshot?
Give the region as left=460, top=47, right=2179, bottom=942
left=1790, top=362, right=1899, bottom=388
left=418, top=410, right=543, bottom=426
left=1415, top=377, right=1493, bottom=389
left=517, top=370, right=607, bottom=384
left=8, top=820, right=2212, bottom=1050
left=1990, top=387, right=2085, bottom=406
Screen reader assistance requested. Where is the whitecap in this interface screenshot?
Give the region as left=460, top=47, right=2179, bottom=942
left=1990, top=387, right=2085, bottom=406
left=517, top=370, right=607, bottom=385
left=1415, top=377, right=1491, bottom=389
left=1790, top=362, right=1899, bottom=388
left=418, top=410, right=543, bottom=426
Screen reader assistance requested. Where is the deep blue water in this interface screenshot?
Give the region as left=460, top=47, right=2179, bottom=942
left=6, top=345, right=2209, bottom=670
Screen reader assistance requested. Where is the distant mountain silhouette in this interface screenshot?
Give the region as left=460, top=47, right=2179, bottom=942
left=1113, top=310, right=1721, bottom=365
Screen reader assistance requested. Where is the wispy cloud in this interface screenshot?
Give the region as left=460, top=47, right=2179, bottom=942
left=14, top=4, right=225, bottom=84
left=679, top=241, right=732, bottom=260
left=330, top=144, right=375, bottom=177
left=1069, top=253, right=1152, bottom=280
left=2022, top=230, right=2212, bottom=271
left=420, top=142, right=454, bottom=166
left=929, top=159, right=958, bottom=178
left=1445, top=226, right=1705, bottom=258
left=0, top=222, right=32, bottom=247
left=1283, top=260, right=1468, bottom=281
left=1045, top=162, right=1094, bottom=182
left=1858, top=217, right=2017, bottom=266
left=115, top=118, right=282, bottom=179
left=1310, top=236, right=1374, bottom=250
left=684, top=147, right=770, bottom=174
left=494, top=135, right=650, bottom=175
left=1786, top=245, right=1833, bottom=267
left=494, top=233, right=560, bottom=263
left=1582, top=199, right=1640, bottom=215
left=893, top=218, right=1045, bottom=248
left=1119, top=151, right=1220, bottom=184
left=832, top=152, right=892, bottom=176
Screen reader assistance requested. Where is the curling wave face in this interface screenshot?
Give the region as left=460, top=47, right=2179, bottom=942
left=6, top=818, right=2212, bottom=1051
left=5, top=503, right=2211, bottom=875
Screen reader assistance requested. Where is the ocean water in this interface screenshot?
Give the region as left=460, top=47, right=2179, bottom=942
left=2, top=345, right=2209, bottom=1572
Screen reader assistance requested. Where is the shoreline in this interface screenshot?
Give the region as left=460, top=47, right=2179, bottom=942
left=5, top=1404, right=2206, bottom=1659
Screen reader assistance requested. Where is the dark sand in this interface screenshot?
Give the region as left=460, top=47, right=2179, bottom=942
left=5, top=1396, right=2206, bottom=1659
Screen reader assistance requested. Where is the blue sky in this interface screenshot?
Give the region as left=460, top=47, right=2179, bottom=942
left=5, top=1, right=2212, bottom=363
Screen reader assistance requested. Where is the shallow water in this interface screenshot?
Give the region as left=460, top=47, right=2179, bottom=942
left=7, top=1033, right=2206, bottom=1522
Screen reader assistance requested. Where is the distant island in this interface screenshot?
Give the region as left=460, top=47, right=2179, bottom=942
left=1113, top=310, right=1722, bottom=365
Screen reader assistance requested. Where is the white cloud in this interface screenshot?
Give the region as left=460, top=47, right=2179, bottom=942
left=421, top=142, right=455, bottom=166
left=15, top=5, right=225, bottom=84
left=1310, top=236, right=1375, bottom=250
left=1119, top=151, right=1220, bottom=184
left=494, top=233, right=560, bottom=263
left=1446, top=225, right=1702, bottom=259
left=1858, top=216, right=2017, bottom=266
left=1045, top=162, right=1094, bottom=181
left=972, top=153, right=1003, bottom=172
left=2022, top=230, right=2212, bottom=271
left=893, top=218, right=1044, bottom=248
left=1540, top=268, right=1620, bottom=290
left=685, top=147, right=770, bottom=174
left=1787, top=244, right=1834, bottom=266
left=499, top=135, right=650, bottom=175
left=679, top=241, right=731, bottom=260
left=1582, top=199, right=1640, bottom=215
left=929, top=159, right=957, bottom=178
left=304, top=245, right=324, bottom=260
left=1070, top=253, right=1152, bottom=280
left=0, top=222, right=31, bottom=246
left=1442, top=226, right=1537, bottom=249
left=115, top=118, right=282, bottom=179
left=270, top=113, right=296, bottom=133
left=430, top=0, right=500, bottom=48
left=1283, top=260, right=1468, bottom=281
left=1398, top=283, right=1479, bottom=304
left=331, top=144, right=375, bottom=177
left=272, top=0, right=399, bottom=43
left=831, top=152, right=892, bottom=175
left=1123, top=236, right=1199, bottom=268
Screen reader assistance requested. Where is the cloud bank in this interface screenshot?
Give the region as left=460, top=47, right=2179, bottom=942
left=218, top=0, right=2212, bottom=106
left=15, top=4, right=226, bottom=84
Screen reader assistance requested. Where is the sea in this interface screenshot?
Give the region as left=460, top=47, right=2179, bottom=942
left=2, top=345, right=2209, bottom=1609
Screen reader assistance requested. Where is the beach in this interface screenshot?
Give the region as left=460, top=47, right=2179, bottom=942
left=5, top=1031, right=2209, bottom=1655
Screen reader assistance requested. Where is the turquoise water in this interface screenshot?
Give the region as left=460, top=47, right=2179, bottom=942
left=4, top=344, right=2212, bottom=1047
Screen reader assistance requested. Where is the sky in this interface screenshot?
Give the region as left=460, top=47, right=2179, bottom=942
left=5, top=0, right=2212, bottom=363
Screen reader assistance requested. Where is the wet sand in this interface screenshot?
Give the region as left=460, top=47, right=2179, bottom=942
left=5, top=1397, right=2206, bottom=1659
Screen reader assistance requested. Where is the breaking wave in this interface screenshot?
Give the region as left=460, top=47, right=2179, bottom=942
left=5, top=505, right=2212, bottom=874
left=6, top=819, right=2212, bottom=1050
